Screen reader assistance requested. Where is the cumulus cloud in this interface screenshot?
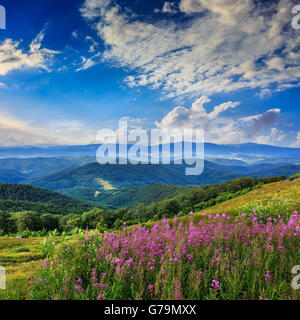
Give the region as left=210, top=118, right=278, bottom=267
left=155, top=97, right=284, bottom=145
left=0, top=30, right=58, bottom=76
left=155, top=96, right=239, bottom=130
left=80, top=0, right=300, bottom=99
left=239, top=108, right=281, bottom=138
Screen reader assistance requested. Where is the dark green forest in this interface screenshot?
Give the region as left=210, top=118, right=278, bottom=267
left=0, top=175, right=286, bottom=236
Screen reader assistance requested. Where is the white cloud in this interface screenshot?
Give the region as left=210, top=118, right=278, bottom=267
left=179, top=0, right=204, bottom=14
left=253, top=127, right=287, bottom=145
left=179, top=0, right=255, bottom=28
left=155, top=96, right=239, bottom=129
left=72, top=30, right=79, bottom=38
left=0, top=109, right=97, bottom=146
left=0, top=30, right=58, bottom=76
left=155, top=96, right=284, bottom=145
left=80, top=0, right=300, bottom=99
left=161, top=1, right=178, bottom=14
left=297, top=132, right=300, bottom=145
left=85, top=35, right=98, bottom=53
left=76, top=52, right=101, bottom=71
left=292, top=132, right=300, bottom=147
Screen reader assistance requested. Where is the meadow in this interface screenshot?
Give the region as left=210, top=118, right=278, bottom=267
left=0, top=178, right=299, bottom=300
left=1, top=210, right=299, bottom=300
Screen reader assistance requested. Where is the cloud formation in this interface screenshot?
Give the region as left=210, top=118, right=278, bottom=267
left=81, top=0, right=300, bottom=99
left=0, top=30, right=58, bottom=77
left=293, top=132, right=300, bottom=147
left=0, top=109, right=97, bottom=146
left=155, top=2, right=178, bottom=14
left=76, top=52, right=101, bottom=71
left=155, top=97, right=283, bottom=145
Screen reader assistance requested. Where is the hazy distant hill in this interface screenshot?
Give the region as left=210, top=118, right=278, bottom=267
left=0, top=169, right=27, bottom=183
left=204, top=142, right=300, bottom=159
left=1, top=143, right=299, bottom=162
left=249, top=164, right=300, bottom=178
left=0, top=157, right=95, bottom=179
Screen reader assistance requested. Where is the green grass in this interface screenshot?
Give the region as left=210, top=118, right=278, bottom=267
left=0, top=237, right=44, bottom=299
left=239, top=196, right=292, bottom=220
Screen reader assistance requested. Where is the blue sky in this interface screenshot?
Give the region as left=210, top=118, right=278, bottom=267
left=0, top=0, right=299, bottom=147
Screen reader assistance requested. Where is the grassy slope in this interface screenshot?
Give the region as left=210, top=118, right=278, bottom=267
left=0, top=238, right=43, bottom=298
left=196, top=178, right=300, bottom=217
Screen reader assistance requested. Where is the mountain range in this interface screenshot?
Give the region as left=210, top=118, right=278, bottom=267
left=0, top=142, right=298, bottom=209
left=1, top=142, right=300, bottom=162
left=21, top=160, right=300, bottom=208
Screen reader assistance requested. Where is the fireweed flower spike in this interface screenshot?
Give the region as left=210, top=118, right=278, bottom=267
left=265, top=271, right=272, bottom=283
left=211, top=279, right=220, bottom=291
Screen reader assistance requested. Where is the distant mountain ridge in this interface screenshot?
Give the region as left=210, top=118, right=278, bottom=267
left=0, top=143, right=299, bottom=162
left=0, top=157, right=95, bottom=179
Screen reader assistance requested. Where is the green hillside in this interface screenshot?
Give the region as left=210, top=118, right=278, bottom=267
left=0, top=183, right=95, bottom=215
left=195, top=176, right=300, bottom=217
left=23, top=162, right=240, bottom=196
left=91, top=183, right=195, bottom=208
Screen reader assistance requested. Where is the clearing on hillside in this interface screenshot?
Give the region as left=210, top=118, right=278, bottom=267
left=94, top=178, right=117, bottom=191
